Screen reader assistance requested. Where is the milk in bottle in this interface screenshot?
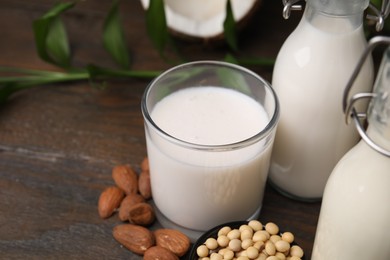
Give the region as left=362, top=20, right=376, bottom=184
left=269, top=0, right=374, bottom=200
left=312, top=41, right=390, bottom=260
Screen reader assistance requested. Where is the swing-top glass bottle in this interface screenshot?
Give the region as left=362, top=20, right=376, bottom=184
left=312, top=36, right=390, bottom=260
left=269, top=0, right=374, bottom=200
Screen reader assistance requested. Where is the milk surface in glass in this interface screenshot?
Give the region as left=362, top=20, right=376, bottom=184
left=145, top=86, right=272, bottom=231
left=269, top=9, right=373, bottom=199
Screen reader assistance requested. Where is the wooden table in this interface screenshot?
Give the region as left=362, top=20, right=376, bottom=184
left=0, top=1, right=322, bottom=259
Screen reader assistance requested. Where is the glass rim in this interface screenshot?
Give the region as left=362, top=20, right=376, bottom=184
left=141, top=60, right=280, bottom=151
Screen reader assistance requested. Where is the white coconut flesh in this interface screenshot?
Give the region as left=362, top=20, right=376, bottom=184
left=140, top=0, right=259, bottom=39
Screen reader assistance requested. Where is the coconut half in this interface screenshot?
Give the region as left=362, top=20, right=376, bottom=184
left=140, top=0, right=261, bottom=41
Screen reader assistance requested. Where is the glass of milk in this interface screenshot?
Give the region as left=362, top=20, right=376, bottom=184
left=141, top=61, right=279, bottom=241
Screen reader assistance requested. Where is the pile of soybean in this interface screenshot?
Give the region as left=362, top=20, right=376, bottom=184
left=196, top=220, right=304, bottom=260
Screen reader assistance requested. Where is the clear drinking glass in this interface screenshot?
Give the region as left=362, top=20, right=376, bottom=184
left=141, top=61, right=279, bottom=241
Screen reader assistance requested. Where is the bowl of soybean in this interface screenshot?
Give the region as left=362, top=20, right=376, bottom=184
left=189, top=220, right=305, bottom=260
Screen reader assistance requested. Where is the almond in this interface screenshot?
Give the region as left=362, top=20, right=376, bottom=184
left=154, top=229, right=190, bottom=257
left=144, top=246, right=179, bottom=260
left=118, top=193, right=145, bottom=221
left=141, top=157, right=149, bottom=172
left=112, top=164, right=138, bottom=195
left=128, top=202, right=155, bottom=226
left=112, top=224, right=155, bottom=255
left=98, top=186, right=124, bottom=219
left=138, top=170, right=152, bottom=200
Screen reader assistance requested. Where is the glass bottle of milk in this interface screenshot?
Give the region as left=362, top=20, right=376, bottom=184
left=312, top=41, right=390, bottom=259
left=269, top=0, right=374, bottom=200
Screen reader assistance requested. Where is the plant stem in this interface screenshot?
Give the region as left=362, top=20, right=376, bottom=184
left=0, top=68, right=161, bottom=89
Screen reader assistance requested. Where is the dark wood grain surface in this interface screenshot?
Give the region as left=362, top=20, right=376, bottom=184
left=0, top=1, right=322, bottom=259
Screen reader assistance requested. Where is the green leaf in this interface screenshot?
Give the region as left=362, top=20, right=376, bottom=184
left=223, top=0, right=238, bottom=52
left=33, top=2, right=74, bottom=68
left=0, top=83, right=19, bottom=105
left=46, top=17, right=71, bottom=66
left=103, top=0, right=131, bottom=69
left=237, top=57, right=275, bottom=67
left=86, top=64, right=160, bottom=79
left=146, top=0, right=169, bottom=55
left=224, top=53, right=239, bottom=64
left=224, top=53, right=275, bottom=67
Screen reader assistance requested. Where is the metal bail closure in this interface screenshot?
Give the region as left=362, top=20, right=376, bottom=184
left=367, top=0, right=390, bottom=31
left=282, top=0, right=303, bottom=19
left=343, top=36, right=390, bottom=157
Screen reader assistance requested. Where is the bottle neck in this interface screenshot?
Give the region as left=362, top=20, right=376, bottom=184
left=366, top=126, right=390, bottom=152
left=364, top=46, right=390, bottom=154
left=368, top=47, right=390, bottom=144
left=307, top=0, right=370, bottom=16
left=304, top=1, right=365, bottom=32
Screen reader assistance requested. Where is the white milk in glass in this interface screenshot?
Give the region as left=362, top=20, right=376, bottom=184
left=145, top=86, right=273, bottom=231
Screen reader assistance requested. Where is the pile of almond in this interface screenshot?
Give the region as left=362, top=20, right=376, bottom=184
left=98, top=157, right=191, bottom=259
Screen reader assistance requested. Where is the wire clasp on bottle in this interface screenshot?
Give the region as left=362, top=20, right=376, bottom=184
left=282, top=0, right=303, bottom=19
left=343, top=36, right=390, bottom=157
left=367, top=0, right=390, bottom=31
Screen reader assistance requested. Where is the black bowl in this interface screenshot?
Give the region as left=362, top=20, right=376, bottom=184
left=188, top=220, right=305, bottom=260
